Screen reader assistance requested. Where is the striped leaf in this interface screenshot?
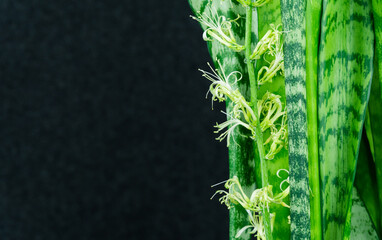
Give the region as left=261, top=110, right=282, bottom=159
left=317, top=0, right=374, bottom=238
left=280, top=0, right=311, bottom=239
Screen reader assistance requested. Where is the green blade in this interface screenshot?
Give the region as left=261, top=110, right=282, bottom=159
left=355, top=131, right=381, bottom=238
left=364, top=36, right=382, bottom=236
left=305, top=0, right=323, bottom=238
left=317, top=0, right=374, bottom=237
left=280, top=0, right=311, bottom=239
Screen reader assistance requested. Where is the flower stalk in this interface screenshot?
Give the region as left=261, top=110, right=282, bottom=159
left=244, top=4, right=273, bottom=239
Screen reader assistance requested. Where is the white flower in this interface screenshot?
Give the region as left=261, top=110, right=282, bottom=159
left=212, top=173, right=290, bottom=239
left=191, top=7, right=244, bottom=52
left=252, top=24, right=285, bottom=86
left=200, top=62, right=257, bottom=146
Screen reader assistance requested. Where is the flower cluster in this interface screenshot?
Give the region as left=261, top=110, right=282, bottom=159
left=191, top=7, right=244, bottom=52
left=192, top=8, right=284, bottom=86
left=250, top=25, right=282, bottom=60
left=264, top=114, right=288, bottom=159
left=200, top=64, right=288, bottom=158
left=258, top=92, right=288, bottom=159
left=252, top=24, right=285, bottom=86
left=199, top=62, right=257, bottom=146
left=212, top=170, right=290, bottom=239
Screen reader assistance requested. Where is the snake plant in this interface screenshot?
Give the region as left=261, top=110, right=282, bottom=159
left=189, top=0, right=381, bottom=239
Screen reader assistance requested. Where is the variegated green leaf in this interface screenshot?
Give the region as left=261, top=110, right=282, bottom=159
left=317, top=0, right=374, bottom=238
left=280, top=0, right=311, bottom=239
left=350, top=187, right=379, bottom=239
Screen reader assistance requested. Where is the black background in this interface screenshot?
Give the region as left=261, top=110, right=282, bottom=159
left=0, top=0, right=230, bottom=239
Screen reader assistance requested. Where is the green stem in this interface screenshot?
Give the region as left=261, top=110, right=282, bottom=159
left=244, top=5, right=272, bottom=240
left=305, top=0, right=322, bottom=238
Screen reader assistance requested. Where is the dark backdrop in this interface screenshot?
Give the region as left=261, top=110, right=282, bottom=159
left=0, top=0, right=229, bottom=239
